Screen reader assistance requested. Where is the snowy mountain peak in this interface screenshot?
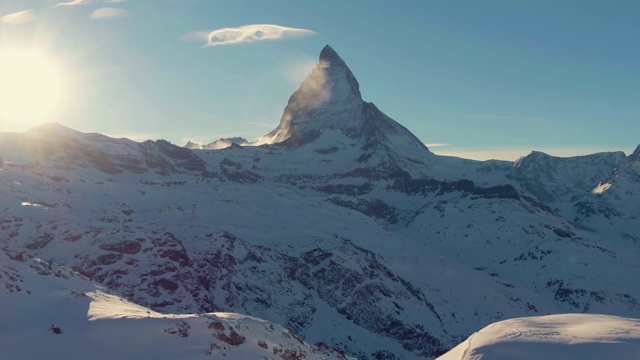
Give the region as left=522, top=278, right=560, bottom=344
left=26, top=122, right=83, bottom=137
left=511, top=149, right=627, bottom=203
left=252, top=45, right=432, bottom=175
left=257, top=45, right=364, bottom=146
left=319, top=45, right=344, bottom=64
left=318, top=44, right=361, bottom=99
left=513, top=151, right=551, bottom=166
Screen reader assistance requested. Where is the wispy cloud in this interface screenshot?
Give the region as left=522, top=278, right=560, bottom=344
left=185, top=24, right=315, bottom=47
left=1, top=10, right=36, bottom=25
left=425, top=143, right=449, bottom=148
left=281, top=57, right=317, bottom=86
left=54, top=0, right=89, bottom=7
left=90, top=7, right=130, bottom=19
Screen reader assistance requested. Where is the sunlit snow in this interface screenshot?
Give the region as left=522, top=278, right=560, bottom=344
left=438, top=314, right=640, bottom=359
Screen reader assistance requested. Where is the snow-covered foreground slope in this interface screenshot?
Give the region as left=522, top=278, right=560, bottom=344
left=437, top=314, right=640, bottom=360
left=0, top=249, right=352, bottom=360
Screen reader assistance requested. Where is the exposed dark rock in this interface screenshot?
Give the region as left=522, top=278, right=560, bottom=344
left=316, top=183, right=373, bottom=196
left=26, top=233, right=55, bottom=250
left=99, top=240, right=142, bottom=254
left=97, top=253, right=123, bottom=265
left=328, top=197, right=398, bottom=224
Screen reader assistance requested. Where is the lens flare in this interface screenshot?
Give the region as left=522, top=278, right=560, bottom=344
left=0, top=50, right=66, bottom=124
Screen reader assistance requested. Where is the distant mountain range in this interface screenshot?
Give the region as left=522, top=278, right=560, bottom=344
left=1, top=45, right=638, bottom=359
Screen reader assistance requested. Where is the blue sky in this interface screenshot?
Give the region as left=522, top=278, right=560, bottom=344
left=0, top=0, right=638, bottom=160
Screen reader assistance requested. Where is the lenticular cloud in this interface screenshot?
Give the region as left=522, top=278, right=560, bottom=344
left=202, top=24, right=315, bottom=47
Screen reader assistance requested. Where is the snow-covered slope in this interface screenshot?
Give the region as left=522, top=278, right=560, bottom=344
left=437, top=314, right=640, bottom=360
left=1, top=45, right=639, bottom=359
left=0, top=249, right=352, bottom=360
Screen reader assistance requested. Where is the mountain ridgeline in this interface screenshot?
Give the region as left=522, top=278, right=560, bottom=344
left=1, top=45, right=639, bottom=359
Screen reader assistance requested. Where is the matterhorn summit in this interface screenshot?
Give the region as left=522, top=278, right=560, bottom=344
left=258, top=45, right=364, bottom=146
left=258, top=45, right=434, bottom=176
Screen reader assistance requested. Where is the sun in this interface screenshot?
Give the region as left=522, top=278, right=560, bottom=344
left=0, top=49, right=66, bottom=125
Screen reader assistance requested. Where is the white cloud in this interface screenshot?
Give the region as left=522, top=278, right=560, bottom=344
left=54, top=0, right=89, bottom=7
left=1, top=10, right=36, bottom=25
left=90, top=7, right=130, bottom=19
left=187, top=24, right=315, bottom=48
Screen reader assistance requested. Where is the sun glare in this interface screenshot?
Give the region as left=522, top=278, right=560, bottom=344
left=0, top=49, right=66, bottom=125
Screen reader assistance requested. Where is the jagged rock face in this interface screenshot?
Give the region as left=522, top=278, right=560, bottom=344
left=1, top=46, right=640, bottom=359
